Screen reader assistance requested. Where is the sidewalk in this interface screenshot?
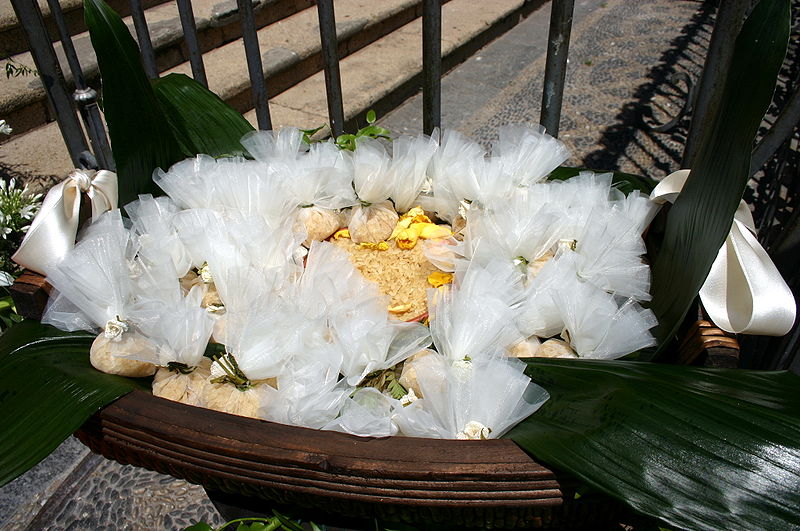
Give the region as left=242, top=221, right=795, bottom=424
left=0, top=0, right=714, bottom=528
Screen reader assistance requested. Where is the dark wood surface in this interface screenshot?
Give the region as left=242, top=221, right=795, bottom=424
left=75, top=391, right=622, bottom=528
left=9, top=271, right=50, bottom=320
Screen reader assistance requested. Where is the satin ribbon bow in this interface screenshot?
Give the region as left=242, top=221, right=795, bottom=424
left=12, top=169, right=118, bottom=275
left=650, top=169, right=795, bottom=336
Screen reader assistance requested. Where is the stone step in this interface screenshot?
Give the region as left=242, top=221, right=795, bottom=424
left=246, top=0, right=538, bottom=132
left=1, top=0, right=173, bottom=57
left=0, top=0, right=540, bottom=184
left=1, top=0, right=314, bottom=138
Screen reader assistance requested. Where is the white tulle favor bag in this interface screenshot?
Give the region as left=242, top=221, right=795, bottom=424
left=43, top=210, right=157, bottom=377
left=394, top=353, right=549, bottom=439
left=348, top=137, right=397, bottom=243
left=131, top=285, right=215, bottom=406
left=388, top=134, right=438, bottom=215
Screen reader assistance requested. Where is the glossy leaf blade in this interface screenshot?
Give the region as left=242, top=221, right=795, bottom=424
left=508, top=358, right=800, bottom=531
left=152, top=73, right=255, bottom=158
left=84, top=0, right=186, bottom=206
left=648, top=0, right=791, bottom=355
left=0, top=320, right=147, bottom=486
left=548, top=166, right=656, bottom=194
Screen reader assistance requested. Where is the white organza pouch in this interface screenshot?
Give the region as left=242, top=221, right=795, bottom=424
left=348, top=137, right=397, bottom=243
left=388, top=134, right=438, bottom=214
left=394, top=353, right=549, bottom=439
left=43, top=210, right=156, bottom=377
left=323, top=387, right=400, bottom=437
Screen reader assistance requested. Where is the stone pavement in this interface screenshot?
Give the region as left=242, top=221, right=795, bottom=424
left=0, top=0, right=714, bottom=529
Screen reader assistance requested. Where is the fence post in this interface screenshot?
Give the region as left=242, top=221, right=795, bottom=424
left=317, top=0, right=345, bottom=138
left=422, top=0, right=442, bottom=135
left=10, top=0, right=89, bottom=169
left=540, top=0, right=574, bottom=137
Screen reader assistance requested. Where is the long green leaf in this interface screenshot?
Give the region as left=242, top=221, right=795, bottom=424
left=648, top=0, right=790, bottom=355
left=0, top=320, right=147, bottom=486
left=508, top=358, right=800, bottom=531
left=152, top=73, right=255, bottom=158
left=84, top=0, right=185, bottom=205
left=548, top=166, right=657, bottom=195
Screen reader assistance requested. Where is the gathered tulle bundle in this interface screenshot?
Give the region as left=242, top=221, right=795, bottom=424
left=39, top=123, right=660, bottom=438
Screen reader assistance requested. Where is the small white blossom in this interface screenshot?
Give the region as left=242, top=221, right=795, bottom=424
left=456, top=420, right=492, bottom=440
left=451, top=358, right=473, bottom=382
left=399, top=387, right=419, bottom=406
left=0, top=120, right=11, bottom=135
left=199, top=263, right=214, bottom=283
left=104, top=318, right=129, bottom=341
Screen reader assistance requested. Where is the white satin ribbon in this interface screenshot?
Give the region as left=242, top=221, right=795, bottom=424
left=12, top=169, right=118, bottom=275
left=650, top=169, right=796, bottom=336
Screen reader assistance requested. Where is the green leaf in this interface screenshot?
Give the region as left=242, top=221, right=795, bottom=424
left=152, top=73, right=255, bottom=158
left=647, top=0, right=790, bottom=355
left=356, top=125, right=391, bottom=139
left=548, top=166, right=656, bottom=195
left=508, top=358, right=800, bottom=531
left=0, top=320, right=148, bottom=486
left=271, top=511, right=305, bottom=531
left=366, top=109, right=377, bottom=123
left=184, top=523, right=215, bottom=531
left=84, top=0, right=185, bottom=205
left=235, top=524, right=251, bottom=531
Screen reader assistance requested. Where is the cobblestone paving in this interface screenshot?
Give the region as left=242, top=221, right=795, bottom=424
left=460, top=0, right=714, bottom=180
left=0, top=0, right=715, bottom=529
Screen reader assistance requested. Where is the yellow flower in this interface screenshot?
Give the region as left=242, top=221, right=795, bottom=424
left=332, top=228, right=351, bottom=239
left=427, top=271, right=453, bottom=288
left=411, top=223, right=452, bottom=239
left=395, top=228, right=419, bottom=250
left=359, top=241, right=389, bottom=251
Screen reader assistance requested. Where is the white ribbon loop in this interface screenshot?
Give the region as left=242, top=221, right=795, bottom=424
left=12, top=169, right=118, bottom=275
left=650, top=170, right=796, bottom=336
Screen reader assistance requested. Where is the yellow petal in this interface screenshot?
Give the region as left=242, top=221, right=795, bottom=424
left=333, top=228, right=351, bottom=239
left=400, top=206, right=426, bottom=220
left=389, top=217, right=414, bottom=240
left=411, top=223, right=452, bottom=239
left=388, top=303, right=412, bottom=314
left=427, top=271, right=454, bottom=288
left=359, top=241, right=389, bottom=251
left=395, top=228, right=419, bottom=250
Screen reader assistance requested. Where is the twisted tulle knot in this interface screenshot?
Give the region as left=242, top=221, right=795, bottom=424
left=70, top=170, right=93, bottom=192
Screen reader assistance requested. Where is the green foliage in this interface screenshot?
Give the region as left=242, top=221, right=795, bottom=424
left=547, top=166, right=656, bottom=194
left=84, top=0, right=255, bottom=206
left=646, top=0, right=791, bottom=357
left=335, top=110, right=391, bottom=151
left=0, top=320, right=149, bottom=486
left=3, top=56, right=37, bottom=78
left=508, top=358, right=800, bottom=531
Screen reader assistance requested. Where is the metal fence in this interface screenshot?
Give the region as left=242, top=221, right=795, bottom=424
left=10, top=0, right=800, bottom=370
left=9, top=0, right=576, bottom=171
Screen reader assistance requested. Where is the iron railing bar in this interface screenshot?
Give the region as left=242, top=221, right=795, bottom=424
left=422, top=0, right=442, bottom=136
left=316, top=0, right=345, bottom=138
left=44, top=0, right=114, bottom=170
left=176, top=0, right=208, bottom=87
left=682, top=0, right=749, bottom=167
left=10, top=0, right=89, bottom=169
left=237, top=0, right=272, bottom=130
left=129, top=0, right=158, bottom=79
left=540, top=0, right=574, bottom=137
left=751, top=85, right=800, bottom=174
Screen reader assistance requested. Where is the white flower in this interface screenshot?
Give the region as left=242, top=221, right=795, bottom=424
left=0, top=120, right=11, bottom=135
left=456, top=420, right=492, bottom=440
left=0, top=271, right=13, bottom=287
left=451, top=358, right=473, bottom=382
left=199, top=263, right=213, bottom=283
left=399, top=387, right=419, bottom=406
left=104, top=318, right=129, bottom=341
